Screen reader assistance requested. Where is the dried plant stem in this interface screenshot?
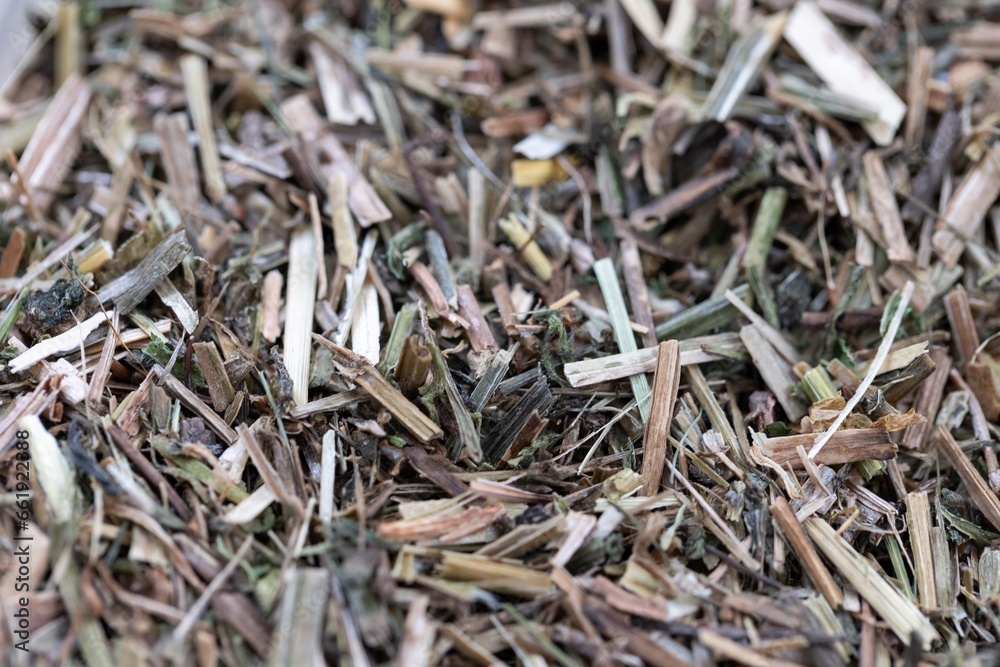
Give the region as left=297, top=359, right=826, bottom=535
left=468, top=168, right=486, bottom=277
left=784, top=0, right=906, bottom=145
left=640, top=341, right=681, bottom=495
left=314, top=335, right=443, bottom=443
left=180, top=54, right=226, bottom=201
left=55, top=1, right=81, bottom=88
left=594, top=258, right=651, bottom=421
left=905, top=491, right=937, bottom=609
left=563, top=332, right=741, bottom=388
left=935, top=426, right=1000, bottom=531
left=863, top=151, right=915, bottom=264
left=743, top=187, right=787, bottom=328
left=330, top=170, right=358, bottom=268
left=9, top=310, right=110, bottom=373
left=739, top=324, right=807, bottom=422
left=763, top=428, right=896, bottom=467
left=804, top=518, right=937, bottom=648
left=500, top=214, right=552, bottom=282
left=770, top=497, right=843, bottom=607
left=284, top=225, right=318, bottom=406
left=809, top=281, right=914, bottom=459
left=932, top=143, right=1000, bottom=267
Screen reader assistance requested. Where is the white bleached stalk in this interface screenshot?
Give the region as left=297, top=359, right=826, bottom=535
left=20, top=415, right=75, bottom=523
left=10, top=310, right=110, bottom=373
left=809, top=281, right=914, bottom=459
left=283, top=225, right=318, bottom=406
left=351, top=281, right=381, bottom=364
left=783, top=1, right=906, bottom=146
left=320, top=429, right=338, bottom=524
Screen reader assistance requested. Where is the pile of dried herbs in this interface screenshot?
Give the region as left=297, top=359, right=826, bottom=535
left=2, top=0, right=1000, bottom=665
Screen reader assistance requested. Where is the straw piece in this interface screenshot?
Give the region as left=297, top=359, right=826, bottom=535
left=880, top=353, right=937, bottom=404
left=180, top=54, right=226, bottom=202
left=456, top=284, right=496, bottom=354
left=618, top=0, right=664, bottom=47
left=739, top=324, right=807, bottom=422
left=379, top=503, right=504, bottom=542
left=499, top=214, right=553, bottom=282
left=770, top=497, right=843, bottom=607
left=469, top=346, right=515, bottom=412
left=661, top=0, right=696, bottom=54
left=309, top=192, right=328, bottom=301
left=804, top=518, right=938, bottom=648
left=154, top=112, right=200, bottom=212
left=931, top=526, right=953, bottom=607
left=223, top=485, right=277, bottom=525
left=330, top=170, right=358, bottom=268
left=943, top=285, right=979, bottom=368
left=282, top=95, right=391, bottom=227
left=594, top=257, right=651, bottom=421
left=154, top=279, right=199, bottom=335
left=935, top=425, right=1000, bottom=531
left=725, top=288, right=800, bottom=364
left=901, top=347, right=951, bottom=449
left=398, top=595, right=436, bottom=667
left=620, top=239, right=658, bottom=348
left=640, top=341, right=681, bottom=495
left=97, top=230, right=191, bottom=314
left=697, top=627, right=802, bottom=667
left=761, top=428, right=896, bottom=467
left=154, top=366, right=239, bottom=444
left=743, top=187, right=788, bottom=328
left=629, top=167, right=741, bottom=229
left=260, top=270, right=283, bottom=343
left=314, top=336, right=443, bottom=443
left=310, top=41, right=375, bottom=125
left=268, top=569, right=329, bottom=667
left=395, top=335, right=431, bottom=396
left=436, top=552, right=551, bottom=597
left=863, top=151, right=915, bottom=264
left=284, top=225, right=318, bottom=406
left=905, top=491, right=937, bottom=609
left=784, top=0, right=906, bottom=146
left=699, top=13, right=786, bottom=122
left=481, top=376, right=552, bottom=465
left=409, top=262, right=454, bottom=320
left=427, top=230, right=458, bottom=309
left=9, top=310, right=109, bottom=373
left=290, top=389, right=366, bottom=419
left=468, top=168, right=487, bottom=277
left=809, top=281, right=914, bottom=459
left=563, top=332, right=742, bottom=387
left=193, top=342, right=236, bottom=413
left=656, top=284, right=749, bottom=340
left=20, top=414, right=76, bottom=523
left=238, top=423, right=301, bottom=515
left=85, top=308, right=119, bottom=406
left=686, top=364, right=740, bottom=454
left=902, top=111, right=961, bottom=224
left=932, top=143, right=1000, bottom=267
left=55, top=1, right=81, bottom=88
left=904, top=46, right=933, bottom=151
left=425, top=326, right=481, bottom=463
left=352, top=282, right=381, bottom=364
left=12, top=73, right=91, bottom=213
left=0, top=227, right=25, bottom=279
left=967, top=358, right=1000, bottom=422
